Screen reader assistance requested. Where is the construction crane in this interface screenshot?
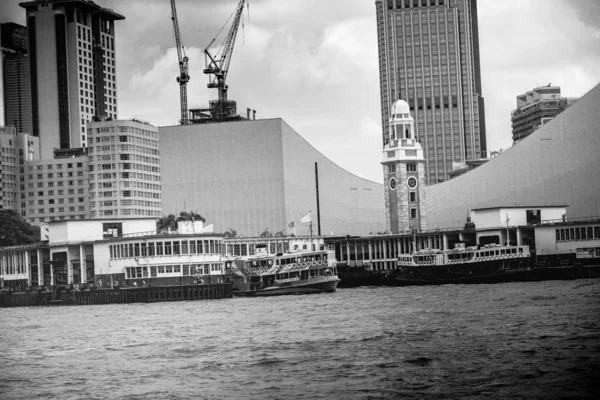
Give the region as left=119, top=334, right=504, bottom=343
left=170, top=0, right=190, bottom=125
left=189, top=0, right=246, bottom=123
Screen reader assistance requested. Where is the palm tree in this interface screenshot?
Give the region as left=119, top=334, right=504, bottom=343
left=177, top=211, right=206, bottom=223
left=157, top=213, right=177, bottom=233
left=224, top=228, right=238, bottom=239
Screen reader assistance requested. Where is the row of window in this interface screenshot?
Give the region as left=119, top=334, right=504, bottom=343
left=29, top=206, right=85, bottom=214
left=27, top=163, right=83, bottom=170
left=109, top=239, right=225, bottom=259
left=388, top=0, right=445, bottom=10
left=125, top=263, right=223, bottom=279
left=555, top=226, right=600, bottom=242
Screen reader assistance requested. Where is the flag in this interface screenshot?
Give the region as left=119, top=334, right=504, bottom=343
left=301, top=212, right=311, bottom=224
left=288, top=221, right=294, bottom=229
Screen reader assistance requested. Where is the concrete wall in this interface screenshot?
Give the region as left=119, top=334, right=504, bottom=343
left=425, top=83, right=600, bottom=229
left=280, top=120, right=386, bottom=236
left=48, top=218, right=156, bottom=243
left=160, top=119, right=386, bottom=236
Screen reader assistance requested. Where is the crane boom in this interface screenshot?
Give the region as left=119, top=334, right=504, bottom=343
left=170, top=0, right=190, bottom=124
left=203, top=0, right=246, bottom=103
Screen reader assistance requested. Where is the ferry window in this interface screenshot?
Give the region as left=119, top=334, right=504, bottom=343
left=565, top=230, right=570, bottom=240
left=190, top=241, right=196, bottom=254
left=117, top=245, right=122, bottom=258
left=182, top=241, right=188, bottom=254
left=150, top=267, right=157, bottom=277
left=109, top=246, right=114, bottom=259
left=165, top=265, right=173, bottom=273
left=183, top=266, right=189, bottom=275
left=204, top=265, right=210, bottom=275
left=587, top=227, right=593, bottom=239
left=141, top=242, right=147, bottom=256
left=501, top=250, right=505, bottom=255
left=128, top=243, right=134, bottom=257
left=560, top=229, right=565, bottom=241
left=156, top=242, right=164, bottom=256
left=555, top=229, right=560, bottom=241
left=173, top=265, right=181, bottom=273
left=165, top=242, right=172, bottom=255
left=594, top=226, right=600, bottom=239
left=575, top=228, right=580, bottom=240
left=173, top=241, right=180, bottom=255
left=158, top=266, right=165, bottom=274
left=134, top=243, right=140, bottom=257
left=519, top=248, right=523, bottom=253
left=148, top=242, right=155, bottom=256
left=581, top=228, right=587, bottom=240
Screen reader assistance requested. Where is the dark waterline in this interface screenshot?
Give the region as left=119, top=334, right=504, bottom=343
left=1, top=280, right=599, bottom=399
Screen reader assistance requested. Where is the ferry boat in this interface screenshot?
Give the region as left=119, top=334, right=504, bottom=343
left=225, top=246, right=340, bottom=296
left=396, top=243, right=532, bottom=285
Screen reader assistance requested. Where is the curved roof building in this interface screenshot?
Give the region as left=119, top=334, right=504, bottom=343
left=159, top=118, right=387, bottom=237
left=424, top=83, right=600, bottom=229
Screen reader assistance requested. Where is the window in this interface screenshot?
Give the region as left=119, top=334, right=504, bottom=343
left=388, top=164, right=396, bottom=173
left=526, top=210, right=541, bottom=225
left=410, top=208, right=418, bottom=219
left=407, top=163, right=417, bottom=172
left=102, top=222, right=122, bottom=239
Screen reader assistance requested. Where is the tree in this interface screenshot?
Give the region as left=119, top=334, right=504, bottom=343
left=157, top=211, right=207, bottom=233
left=259, top=228, right=272, bottom=238
left=274, top=230, right=285, bottom=237
left=177, top=211, right=205, bottom=223
left=0, top=210, right=40, bottom=247
left=157, top=213, right=177, bottom=233
left=224, top=227, right=238, bottom=239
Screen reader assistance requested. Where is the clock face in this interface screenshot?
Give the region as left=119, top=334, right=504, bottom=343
left=389, top=177, right=397, bottom=190
left=407, top=176, right=418, bottom=189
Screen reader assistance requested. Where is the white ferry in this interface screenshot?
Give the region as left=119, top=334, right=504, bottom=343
left=396, top=243, right=531, bottom=285
left=225, top=246, right=340, bottom=296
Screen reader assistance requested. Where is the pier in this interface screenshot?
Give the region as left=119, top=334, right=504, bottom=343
left=0, top=283, right=233, bottom=308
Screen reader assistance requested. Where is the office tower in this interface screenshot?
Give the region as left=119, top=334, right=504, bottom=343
left=1, top=23, right=32, bottom=136
left=511, top=85, right=576, bottom=143
left=376, top=0, right=487, bottom=185
left=19, top=0, right=124, bottom=159
left=87, top=119, right=162, bottom=219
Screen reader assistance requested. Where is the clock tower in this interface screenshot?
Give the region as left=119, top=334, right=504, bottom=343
left=381, top=98, right=427, bottom=234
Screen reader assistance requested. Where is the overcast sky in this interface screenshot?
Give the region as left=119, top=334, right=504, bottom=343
left=2, top=0, right=599, bottom=183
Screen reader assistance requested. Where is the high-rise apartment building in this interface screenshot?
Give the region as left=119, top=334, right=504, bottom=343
left=1, top=22, right=32, bottom=136
left=511, top=85, right=576, bottom=143
left=88, top=120, right=162, bottom=219
left=0, top=126, right=39, bottom=213
left=19, top=0, right=124, bottom=159
left=376, top=0, right=486, bottom=185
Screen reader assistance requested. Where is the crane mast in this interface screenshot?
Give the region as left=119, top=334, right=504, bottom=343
left=198, top=0, right=246, bottom=122
left=170, top=0, right=190, bottom=125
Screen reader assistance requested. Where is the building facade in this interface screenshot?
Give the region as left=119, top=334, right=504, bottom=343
left=376, top=0, right=486, bottom=185
left=0, top=126, right=39, bottom=212
left=511, top=85, right=576, bottom=143
left=23, top=155, right=90, bottom=223
left=87, top=119, right=162, bottom=219
left=1, top=22, right=32, bottom=136
left=19, top=0, right=124, bottom=159
left=159, top=118, right=386, bottom=237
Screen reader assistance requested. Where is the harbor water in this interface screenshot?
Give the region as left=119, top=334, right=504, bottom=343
left=1, top=280, right=599, bottom=399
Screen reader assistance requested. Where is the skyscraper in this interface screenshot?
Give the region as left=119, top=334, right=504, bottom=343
left=376, top=0, right=486, bottom=185
left=1, top=22, right=32, bottom=136
left=19, top=0, right=124, bottom=159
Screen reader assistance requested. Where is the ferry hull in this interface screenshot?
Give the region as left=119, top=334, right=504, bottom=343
left=233, top=277, right=340, bottom=297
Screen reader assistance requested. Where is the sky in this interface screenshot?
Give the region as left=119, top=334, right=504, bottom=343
left=1, top=0, right=599, bottom=184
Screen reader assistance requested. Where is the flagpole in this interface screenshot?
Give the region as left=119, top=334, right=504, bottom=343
left=310, top=221, right=313, bottom=251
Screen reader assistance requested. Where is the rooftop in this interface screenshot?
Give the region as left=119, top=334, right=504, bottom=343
left=19, top=0, right=125, bottom=20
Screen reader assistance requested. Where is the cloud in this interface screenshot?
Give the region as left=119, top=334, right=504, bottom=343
left=564, top=0, right=600, bottom=30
